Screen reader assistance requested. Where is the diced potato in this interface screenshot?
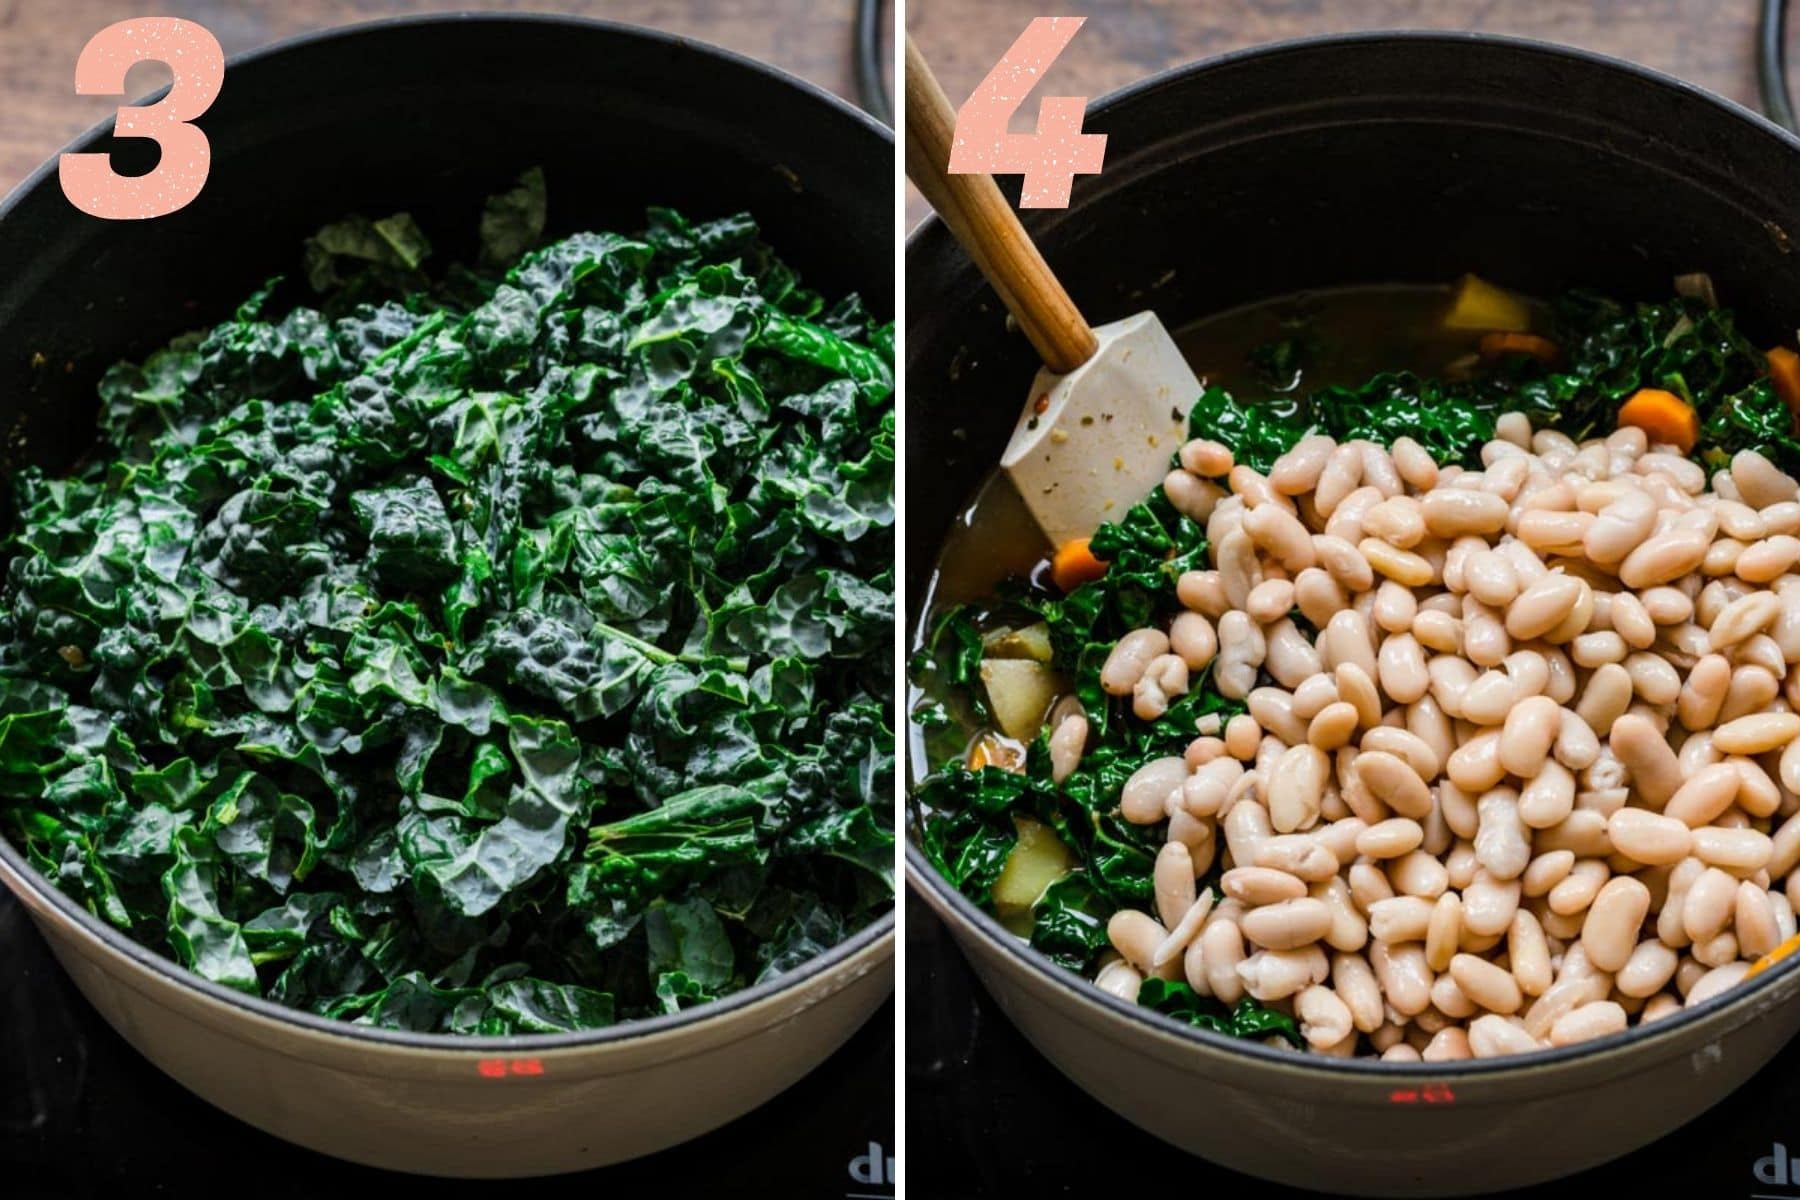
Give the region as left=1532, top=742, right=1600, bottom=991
left=1674, top=271, right=1717, bottom=308
left=980, top=658, right=1061, bottom=740
left=1443, top=273, right=1530, bottom=333
left=993, top=815, right=1075, bottom=915
left=967, top=733, right=1026, bottom=773
left=982, top=621, right=1053, bottom=663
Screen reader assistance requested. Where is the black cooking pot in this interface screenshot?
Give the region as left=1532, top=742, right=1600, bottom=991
left=0, top=12, right=892, bottom=476
left=906, top=32, right=1800, bottom=1195
left=0, top=14, right=894, bottom=1176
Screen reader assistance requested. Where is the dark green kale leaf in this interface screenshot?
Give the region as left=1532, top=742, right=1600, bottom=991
left=1027, top=874, right=1111, bottom=972
left=1183, top=386, right=1310, bottom=475
left=304, top=212, right=433, bottom=295
left=909, top=604, right=987, bottom=731
left=478, top=166, right=549, bottom=271
left=351, top=477, right=459, bottom=592
left=1702, top=381, right=1800, bottom=475
left=1137, top=979, right=1304, bottom=1047
left=0, top=177, right=893, bottom=1033
left=909, top=484, right=1238, bottom=963
left=1194, top=291, right=1798, bottom=474
left=1314, top=371, right=1503, bottom=465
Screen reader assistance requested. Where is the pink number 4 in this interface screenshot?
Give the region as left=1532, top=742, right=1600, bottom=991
left=947, top=17, right=1106, bottom=209
left=60, top=18, right=225, bottom=220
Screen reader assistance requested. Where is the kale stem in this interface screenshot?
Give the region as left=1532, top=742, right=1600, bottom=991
left=590, top=619, right=748, bottom=673
left=591, top=619, right=676, bottom=664
left=370, top=310, right=448, bottom=367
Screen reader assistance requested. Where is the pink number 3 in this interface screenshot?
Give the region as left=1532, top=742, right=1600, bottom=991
left=59, top=18, right=225, bottom=220
left=947, top=17, right=1106, bottom=209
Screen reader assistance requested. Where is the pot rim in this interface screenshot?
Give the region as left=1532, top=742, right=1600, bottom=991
left=905, top=27, right=1800, bottom=1080
left=0, top=10, right=895, bottom=1054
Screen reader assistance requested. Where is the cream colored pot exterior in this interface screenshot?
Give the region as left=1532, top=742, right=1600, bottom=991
left=913, top=860, right=1800, bottom=1196
left=4, top=849, right=892, bottom=1177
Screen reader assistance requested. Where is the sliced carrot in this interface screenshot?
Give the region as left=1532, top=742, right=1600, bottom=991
left=1768, top=346, right=1800, bottom=414
left=1617, top=387, right=1699, bottom=454
left=1478, top=331, right=1560, bottom=365
left=1050, top=537, right=1108, bottom=593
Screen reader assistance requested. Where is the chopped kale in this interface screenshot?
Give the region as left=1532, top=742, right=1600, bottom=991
left=0, top=177, right=894, bottom=1034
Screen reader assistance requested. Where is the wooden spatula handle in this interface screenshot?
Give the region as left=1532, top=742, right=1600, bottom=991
left=904, top=36, right=1098, bottom=375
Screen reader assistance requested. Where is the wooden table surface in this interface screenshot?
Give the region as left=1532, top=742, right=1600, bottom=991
left=0, top=0, right=881, bottom=196
left=5, top=5, right=1789, bottom=244
left=907, top=0, right=1793, bottom=228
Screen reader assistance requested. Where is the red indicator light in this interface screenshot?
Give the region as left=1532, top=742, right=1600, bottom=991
left=1389, top=1085, right=1457, bottom=1105
left=477, top=1057, right=546, bottom=1078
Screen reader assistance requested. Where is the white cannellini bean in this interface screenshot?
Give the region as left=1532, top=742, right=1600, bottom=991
left=1214, top=610, right=1265, bottom=699
left=1238, top=947, right=1327, bottom=1001
left=1687, top=962, right=1753, bottom=1006
left=1469, top=1014, right=1541, bottom=1058
left=1269, top=435, right=1337, bottom=496
left=1102, top=628, right=1171, bottom=695
left=1202, top=919, right=1247, bottom=1005
left=1331, top=953, right=1383, bottom=1033
left=1475, top=787, right=1532, bottom=880
left=1108, top=910, right=1177, bottom=978
left=1734, top=450, right=1800, bottom=509
left=1065, top=404, right=1800, bottom=1060
left=1121, top=757, right=1188, bottom=825
left=1296, top=984, right=1355, bottom=1048
left=1095, top=959, right=1144, bottom=1001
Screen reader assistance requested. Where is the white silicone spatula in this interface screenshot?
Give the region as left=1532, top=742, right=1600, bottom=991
left=905, top=37, right=1202, bottom=548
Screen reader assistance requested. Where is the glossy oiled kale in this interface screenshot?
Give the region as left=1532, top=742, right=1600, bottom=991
left=912, top=492, right=1239, bottom=978
left=0, top=175, right=894, bottom=1034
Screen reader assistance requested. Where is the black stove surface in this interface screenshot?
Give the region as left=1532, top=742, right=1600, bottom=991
left=0, top=888, right=894, bottom=1199
left=907, top=891, right=1800, bottom=1200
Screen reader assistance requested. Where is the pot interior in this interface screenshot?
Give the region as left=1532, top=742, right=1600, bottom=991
left=903, top=32, right=1800, bottom=1068
left=0, top=13, right=894, bottom=1049
left=0, top=15, right=891, bottom=479
left=905, top=34, right=1800, bottom=610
